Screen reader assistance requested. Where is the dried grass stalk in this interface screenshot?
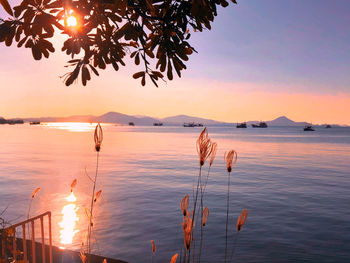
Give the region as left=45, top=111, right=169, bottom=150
left=150, top=240, right=156, bottom=253
left=31, top=187, right=41, bottom=198
left=236, top=209, right=248, bottom=232
left=94, top=190, right=102, bottom=202
left=94, top=123, right=103, bottom=152
left=170, top=253, right=178, bottom=263
left=196, top=128, right=212, bottom=166
left=180, top=194, right=189, bottom=216
left=202, top=207, right=209, bottom=226
left=224, top=150, right=237, bottom=172
left=71, top=178, right=77, bottom=192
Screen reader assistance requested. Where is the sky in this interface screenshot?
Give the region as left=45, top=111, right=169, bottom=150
left=1, top=0, right=350, bottom=124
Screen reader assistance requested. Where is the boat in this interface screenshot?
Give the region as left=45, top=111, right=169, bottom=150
left=30, top=121, right=40, bottom=125
left=325, top=124, right=332, bottom=128
left=128, top=122, right=135, bottom=126
left=304, top=125, right=315, bottom=131
left=236, top=122, right=247, bottom=128
left=251, top=122, right=268, bottom=128
left=153, top=122, right=163, bottom=126
left=183, top=122, right=195, bottom=127
left=183, top=122, right=203, bottom=127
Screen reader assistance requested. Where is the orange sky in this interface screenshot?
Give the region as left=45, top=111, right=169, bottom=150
left=1, top=60, right=349, bottom=125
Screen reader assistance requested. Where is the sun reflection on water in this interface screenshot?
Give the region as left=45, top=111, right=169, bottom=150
left=59, top=192, right=79, bottom=245
left=42, top=122, right=98, bottom=132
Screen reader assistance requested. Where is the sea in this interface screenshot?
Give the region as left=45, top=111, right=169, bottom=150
left=0, top=123, right=349, bottom=263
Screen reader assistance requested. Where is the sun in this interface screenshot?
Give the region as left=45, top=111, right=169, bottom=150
left=66, top=15, right=77, bottom=27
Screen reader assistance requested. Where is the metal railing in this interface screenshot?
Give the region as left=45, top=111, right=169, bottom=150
left=1, top=211, right=52, bottom=263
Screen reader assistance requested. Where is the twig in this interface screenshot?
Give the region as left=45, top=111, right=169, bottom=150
left=88, top=151, right=100, bottom=260
left=229, top=232, right=239, bottom=263
left=224, top=171, right=231, bottom=263
left=85, top=167, right=95, bottom=183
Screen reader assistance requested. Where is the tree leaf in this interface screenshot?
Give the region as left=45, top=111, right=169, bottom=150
left=0, top=0, right=13, bottom=16
left=133, top=71, right=144, bottom=79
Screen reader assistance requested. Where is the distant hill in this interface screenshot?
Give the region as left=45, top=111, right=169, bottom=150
left=161, top=114, right=225, bottom=125
left=267, top=116, right=310, bottom=127
left=21, top=112, right=344, bottom=127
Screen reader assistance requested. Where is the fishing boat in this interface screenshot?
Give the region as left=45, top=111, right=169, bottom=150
left=236, top=122, right=247, bottom=128
left=183, top=122, right=195, bottom=127
left=183, top=122, right=203, bottom=127
left=251, top=122, right=268, bottom=128
left=153, top=122, right=163, bottom=126
left=128, top=122, right=135, bottom=126
left=304, top=125, right=315, bottom=131
left=30, top=121, right=40, bottom=125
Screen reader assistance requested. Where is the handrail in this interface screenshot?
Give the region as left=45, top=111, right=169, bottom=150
left=0, top=211, right=52, bottom=263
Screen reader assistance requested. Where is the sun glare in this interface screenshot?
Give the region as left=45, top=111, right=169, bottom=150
left=66, top=15, right=77, bottom=27
left=59, top=192, right=79, bottom=245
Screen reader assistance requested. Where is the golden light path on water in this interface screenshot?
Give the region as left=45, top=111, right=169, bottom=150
left=42, top=122, right=97, bottom=132
left=41, top=122, right=113, bottom=132
left=59, top=192, right=79, bottom=247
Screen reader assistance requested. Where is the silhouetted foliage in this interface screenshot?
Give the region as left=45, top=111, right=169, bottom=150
left=0, top=0, right=236, bottom=86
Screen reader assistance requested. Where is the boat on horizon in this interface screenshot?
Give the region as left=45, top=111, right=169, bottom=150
left=236, top=122, right=247, bottom=128
left=30, top=121, right=40, bottom=125
left=128, top=122, right=135, bottom=126
left=304, top=125, right=315, bottom=131
left=252, top=122, right=268, bottom=128
left=153, top=122, right=163, bottom=126
left=183, top=122, right=203, bottom=127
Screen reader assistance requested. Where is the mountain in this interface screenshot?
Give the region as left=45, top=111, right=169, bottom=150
left=267, top=116, right=310, bottom=127
left=22, top=112, right=342, bottom=126
left=161, top=115, right=226, bottom=125
left=97, top=112, right=159, bottom=125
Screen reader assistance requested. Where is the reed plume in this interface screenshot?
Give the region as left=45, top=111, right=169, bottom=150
left=31, top=187, right=41, bottom=198
left=71, top=179, right=77, bottom=192
left=224, top=150, right=237, bottom=263
left=224, top=150, right=237, bottom=173
left=150, top=239, right=156, bottom=263
left=196, top=128, right=212, bottom=167
left=181, top=194, right=189, bottom=216
left=201, top=207, right=209, bottom=227
left=236, top=209, right=248, bottom=232
left=150, top=240, right=156, bottom=253
left=170, top=253, right=178, bottom=263
left=94, top=123, right=103, bottom=152
left=94, top=190, right=102, bottom=202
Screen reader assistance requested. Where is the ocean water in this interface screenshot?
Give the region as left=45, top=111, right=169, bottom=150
left=0, top=123, right=349, bottom=263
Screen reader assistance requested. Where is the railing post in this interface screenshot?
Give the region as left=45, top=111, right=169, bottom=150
left=48, top=212, right=52, bottom=263
left=31, top=220, right=36, bottom=263
left=40, top=217, right=46, bottom=263
left=13, top=228, right=16, bottom=261
left=1, top=235, right=5, bottom=260
left=22, top=224, right=27, bottom=263
left=2, top=212, right=52, bottom=263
